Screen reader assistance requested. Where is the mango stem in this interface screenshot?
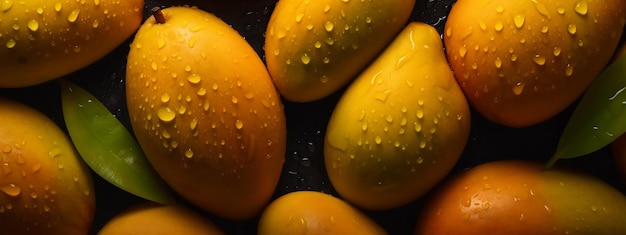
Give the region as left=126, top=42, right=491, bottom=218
left=151, top=7, right=165, bottom=24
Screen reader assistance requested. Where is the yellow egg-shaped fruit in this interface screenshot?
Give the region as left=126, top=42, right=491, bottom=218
left=265, top=0, right=416, bottom=102
left=445, top=0, right=626, bottom=127
left=98, top=202, right=225, bottom=235
left=324, top=22, right=471, bottom=210
left=0, top=97, right=95, bottom=235
left=416, top=160, right=626, bottom=234
left=258, top=191, right=388, bottom=235
left=0, top=0, right=144, bottom=88
left=125, top=6, right=287, bottom=220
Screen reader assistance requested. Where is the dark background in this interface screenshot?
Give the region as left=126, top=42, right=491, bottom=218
left=1, top=0, right=624, bottom=234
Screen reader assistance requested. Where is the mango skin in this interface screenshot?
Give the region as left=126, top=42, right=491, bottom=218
left=98, top=202, right=225, bottom=235
left=445, top=0, right=626, bottom=127
left=0, top=0, right=144, bottom=88
left=0, top=98, right=95, bottom=235
left=258, top=191, right=388, bottom=235
left=415, top=160, right=626, bottom=235
left=265, top=0, right=416, bottom=102
left=126, top=6, right=286, bottom=220
left=324, top=22, right=471, bottom=210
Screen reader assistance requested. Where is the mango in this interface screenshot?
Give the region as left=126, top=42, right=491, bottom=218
left=98, top=202, right=225, bottom=235
left=415, top=160, right=626, bottom=234
left=264, top=0, right=416, bottom=102
left=324, top=22, right=471, bottom=210
left=258, top=191, right=388, bottom=235
left=125, top=6, right=286, bottom=220
left=0, top=0, right=144, bottom=88
left=444, top=0, right=626, bottom=127
left=0, top=97, right=95, bottom=234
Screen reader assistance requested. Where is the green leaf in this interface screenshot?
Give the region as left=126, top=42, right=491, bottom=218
left=547, top=55, right=626, bottom=168
left=60, top=80, right=175, bottom=204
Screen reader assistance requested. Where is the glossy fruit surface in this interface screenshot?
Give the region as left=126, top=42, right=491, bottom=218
left=415, top=160, right=626, bottom=235
left=0, top=0, right=144, bottom=88
left=0, top=97, right=95, bottom=234
left=445, top=0, right=626, bottom=127
left=324, top=22, right=471, bottom=210
left=265, top=0, right=415, bottom=102
left=258, top=191, right=388, bottom=235
left=125, top=6, right=286, bottom=220
left=98, top=202, right=225, bottom=235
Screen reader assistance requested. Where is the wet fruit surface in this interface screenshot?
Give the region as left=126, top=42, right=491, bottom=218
left=258, top=191, right=388, bottom=235
left=445, top=0, right=626, bottom=127
left=0, top=0, right=624, bottom=234
left=0, top=0, right=144, bottom=87
left=415, top=160, right=626, bottom=234
left=265, top=0, right=416, bottom=102
left=0, top=98, right=95, bottom=235
left=324, top=22, right=470, bottom=210
left=126, top=6, right=286, bottom=220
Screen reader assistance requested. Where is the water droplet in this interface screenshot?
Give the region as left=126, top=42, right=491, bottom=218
left=157, top=107, right=176, bottom=122
left=374, top=136, right=382, bottom=144
left=513, top=14, right=525, bottom=28
left=495, top=57, right=503, bottom=69
left=151, top=62, right=158, bottom=71
left=92, top=19, right=100, bottom=28
left=185, top=149, right=194, bottom=158
left=295, top=13, right=304, bottom=23
left=567, top=24, right=577, bottom=35
left=496, top=4, right=504, bottom=13
left=557, top=7, right=565, bottom=14
left=5, top=39, right=15, bottom=49
left=375, top=91, right=390, bottom=102
left=574, top=0, right=588, bottom=15
left=231, top=96, right=239, bottom=104
left=459, top=46, right=467, bottom=57
left=160, top=93, right=170, bottom=103
left=0, top=184, right=21, bottom=197
left=187, top=74, right=201, bottom=84
left=235, top=120, right=244, bottom=130
left=324, top=21, right=334, bottom=32
left=479, top=21, right=487, bottom=31
left=323, top=4, right=331, bottom=13
left=532, top=55, right=546, bottom=65
left=276, top=30, right=286, bottom=39
left=533, top=0, right=551, bottom=19
left=541, top=25, right=549, bottom=33
left=301, top=53, right=311, bottom=65
left=552, top=47, right=561, bottom=56
left=494, top=21, right=503, bottom=31
left=565, top=64, right=574, bottom=76
left=67, top=9, right=80, bottom=23
left=414, top=123, right=422, bottom=133
left=27, top=20, right=39, bottom=32
left=1, top=0, right=14, bottom=12
left=54, top=2, right=62, bottom=12
left=325, top=38, right=335, bottom=46
left=157, top=38, right=166, bottom=48
left=513, top=82, right=525, bottom=95
left=361, top=122, right=368, bottom=132
left=188, top=37, right=197, bottom=48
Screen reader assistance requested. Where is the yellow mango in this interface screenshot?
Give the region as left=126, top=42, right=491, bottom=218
left=265, top=0, right=416, bottom=102
left=324, top=22, right=471, bottom=210
left=0, top=0, right=144, bottom=87
left=0, top=97, right=95, bottom=235
left=125, top=6, right=286, bottom=220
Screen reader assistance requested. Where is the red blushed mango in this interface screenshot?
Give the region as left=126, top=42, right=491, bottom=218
left=415, top=160, right=626, bottom=235
left=0, top=98, right=95, bottom=235
left=445, top=0, right=626, bottom=127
